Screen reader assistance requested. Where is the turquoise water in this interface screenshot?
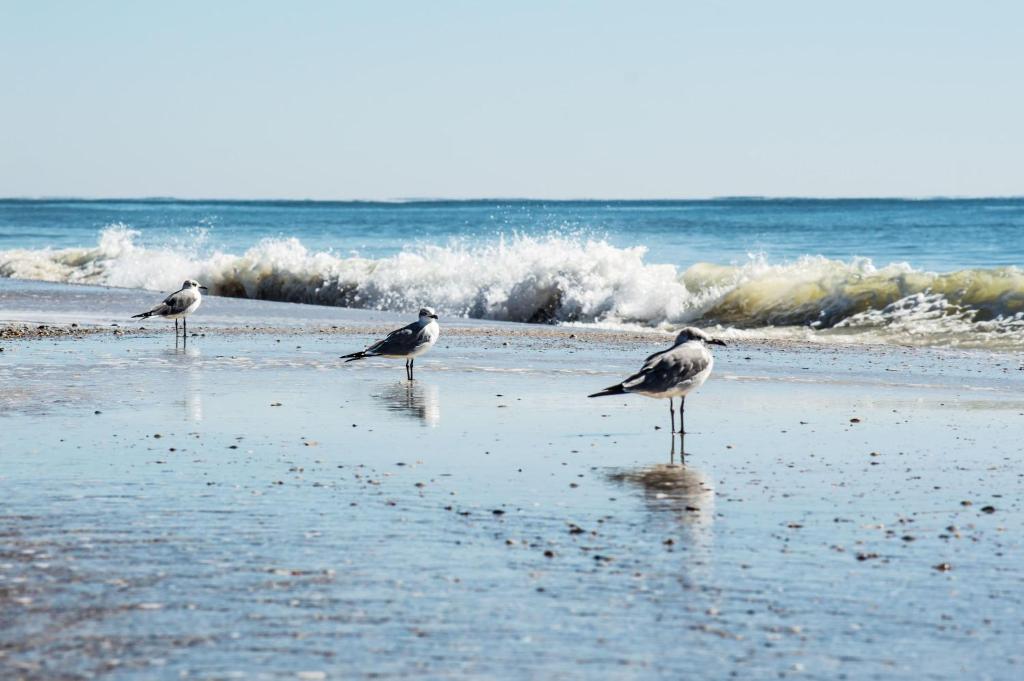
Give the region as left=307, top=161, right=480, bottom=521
left=2, top=198, right=1022, bottom=268
left=1, top=198, right=1022, bottom=346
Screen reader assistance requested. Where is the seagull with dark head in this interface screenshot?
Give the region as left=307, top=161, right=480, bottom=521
left=132, top=279, right=208, bottom=338
left=341, top=307, right=440, bottom=380
left=589, top=326, right=726, bottom=433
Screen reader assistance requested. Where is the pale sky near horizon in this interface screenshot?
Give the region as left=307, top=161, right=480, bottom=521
left=1, top=1, right=1021, bottom=200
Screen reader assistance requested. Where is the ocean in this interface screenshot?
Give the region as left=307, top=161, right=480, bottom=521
left=1, top=198, right=1022, bottom=348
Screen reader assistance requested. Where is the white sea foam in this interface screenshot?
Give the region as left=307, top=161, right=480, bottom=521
left=1, top=225, right=1022, bottom=348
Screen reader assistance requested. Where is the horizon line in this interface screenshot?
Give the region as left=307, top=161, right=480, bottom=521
left=2, top=194, right=1023, bottom=203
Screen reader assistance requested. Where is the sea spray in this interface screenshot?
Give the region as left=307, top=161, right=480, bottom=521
left=1, top=225, right=1022, bottom=348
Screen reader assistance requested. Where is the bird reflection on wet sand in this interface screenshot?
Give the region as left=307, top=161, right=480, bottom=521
left=607, top=434, right=715, bottom=534
left=373, top=380, right=440, bottom=426
left=608, top=436, right=717, bottom=595
left=165, top=345, right=203, bottom=422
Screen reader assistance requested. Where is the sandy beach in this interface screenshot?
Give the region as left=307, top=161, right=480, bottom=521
left=2, top=280, right=1022, bottom=679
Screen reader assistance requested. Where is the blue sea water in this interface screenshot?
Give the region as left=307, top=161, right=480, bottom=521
left=1, top=198, right=1022, bottom=346
left=1, top=197, right=1022, bottom=268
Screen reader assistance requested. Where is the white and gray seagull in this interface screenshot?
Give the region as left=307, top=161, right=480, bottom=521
left=341, top=307, right=440, bottom=380
left=131, top=279, right=208, bottom=338
left=589, top=326, right=726, bottom=433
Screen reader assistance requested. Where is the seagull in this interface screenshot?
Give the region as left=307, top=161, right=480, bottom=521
left=341, top=307, right=440, bottom=380
left=588, top=326, right=726, bottom=433
left=131, top=279, right=208, bottom=338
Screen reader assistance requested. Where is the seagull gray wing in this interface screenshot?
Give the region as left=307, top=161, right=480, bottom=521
left=134, top=286, right=190, bottom=318
left=622, top=343, right=711, bottom=394
left=365, top=321, right=429, bottom=356
left=158, top=287, right=198, bottom=315
left=132, top=286, right=201, bottom=319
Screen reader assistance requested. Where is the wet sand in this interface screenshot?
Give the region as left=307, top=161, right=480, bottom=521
left=2, top=280, right=1023, bottom=679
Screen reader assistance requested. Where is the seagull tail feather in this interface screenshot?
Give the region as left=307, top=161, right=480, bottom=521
left=341, top=351, right=368, bottom=362
left=588, top=384, right=625, bottom=398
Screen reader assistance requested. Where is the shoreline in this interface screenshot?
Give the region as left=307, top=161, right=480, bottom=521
left=4, top=313, right=1019, bottom=366
left=3, top=278, right=1023, bottom=360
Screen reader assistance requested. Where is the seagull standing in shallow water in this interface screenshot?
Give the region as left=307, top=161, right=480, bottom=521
left=589, top=327, right=726, bottom=433
left=341, top=307, right=440, bottom=380
left=132, top=279, right=208, bottom=338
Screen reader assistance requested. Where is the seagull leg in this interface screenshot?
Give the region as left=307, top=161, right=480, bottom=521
left=175, top=319, right=179, bottom=337
left=669, top=398, right=675, bottom=433
left=679, top=396, right=686, bottom=435
left=409, top=358, right=415, bottom=381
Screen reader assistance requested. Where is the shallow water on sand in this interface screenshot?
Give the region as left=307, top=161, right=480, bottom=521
left=2, top=327, right=1023, bottom=679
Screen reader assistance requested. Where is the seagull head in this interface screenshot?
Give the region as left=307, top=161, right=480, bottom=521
left=184, top=279, right=209, bottom=292
left=674, top=326, right=726, bottom=347
left=418, top=306, right=439, bottom=321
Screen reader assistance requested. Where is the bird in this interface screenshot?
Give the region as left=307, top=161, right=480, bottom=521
left=131, top=279, right=208, bottom=338
left=341, top=307, right=440, bottom=380
left=588, top=326, right=726, bottom=434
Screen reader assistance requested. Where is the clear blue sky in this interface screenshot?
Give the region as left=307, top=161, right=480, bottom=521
left=1, top=1, right=1021, bottom=199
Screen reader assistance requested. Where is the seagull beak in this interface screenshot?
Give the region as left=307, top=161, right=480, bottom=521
left=431, top=314, right=439, bottom=319
left=199, top=286, right=209, bottom=292
left=709, top=338, right=727, bottom=346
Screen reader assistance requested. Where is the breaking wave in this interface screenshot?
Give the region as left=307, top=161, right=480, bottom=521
left=1, top=225, right=1022, bottom=348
